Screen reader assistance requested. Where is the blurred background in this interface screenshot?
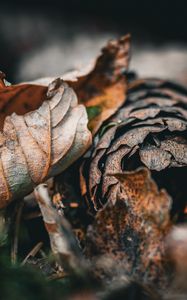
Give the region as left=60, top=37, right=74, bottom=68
left=0, top=0, right=187, bottom=85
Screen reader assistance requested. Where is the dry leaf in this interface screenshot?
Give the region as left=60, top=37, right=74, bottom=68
left=81, top=78, right=187, bottom=211
left=27, top=35, right=131, bottom=135
left=85, top=168, right=171, bottom=286
left=0, top=72, right=47, bottom=130
left=0, top=78, right=91, bottom=208
left=68, top=35, right=131, bottom=134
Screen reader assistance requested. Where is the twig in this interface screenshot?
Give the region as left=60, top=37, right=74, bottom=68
left=11, top=200, right=24, bottom=264
left=48, top=272, right=67, bottom=281
left=34, top=183, right=85, bottom=273
left=21, top=242, right=43, bottom=266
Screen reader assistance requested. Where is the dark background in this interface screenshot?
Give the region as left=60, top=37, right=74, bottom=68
left=0, top=0, right=187, bottom=83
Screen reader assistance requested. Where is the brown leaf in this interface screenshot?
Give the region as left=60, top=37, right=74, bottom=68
left=0, top=74, right=47, bottom=130
left=68, top=35, right=131, bottom=134
left=85, top=168, right=171, bottom=286
left=28, top=35, right=131, bottom=135
left=0, top=78, right=91, bottom=208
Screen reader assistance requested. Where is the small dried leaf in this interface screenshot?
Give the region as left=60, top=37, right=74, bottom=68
left=69, top=35, right=131, bottom=134
left=85, top=168, right=171, bottom=285
left=0, top=79, right=91, bottom=208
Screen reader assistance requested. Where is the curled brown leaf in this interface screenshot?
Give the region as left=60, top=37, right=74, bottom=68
left=0, top=78, right=91, bottom=208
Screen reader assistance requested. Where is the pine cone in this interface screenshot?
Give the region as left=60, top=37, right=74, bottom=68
left=81, top=78, right=187, bottom=286
left=81, top=78, right=187, bottom=213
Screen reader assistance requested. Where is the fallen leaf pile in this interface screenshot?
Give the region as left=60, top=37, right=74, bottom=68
left=0, top=35, right=187, bottom=300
